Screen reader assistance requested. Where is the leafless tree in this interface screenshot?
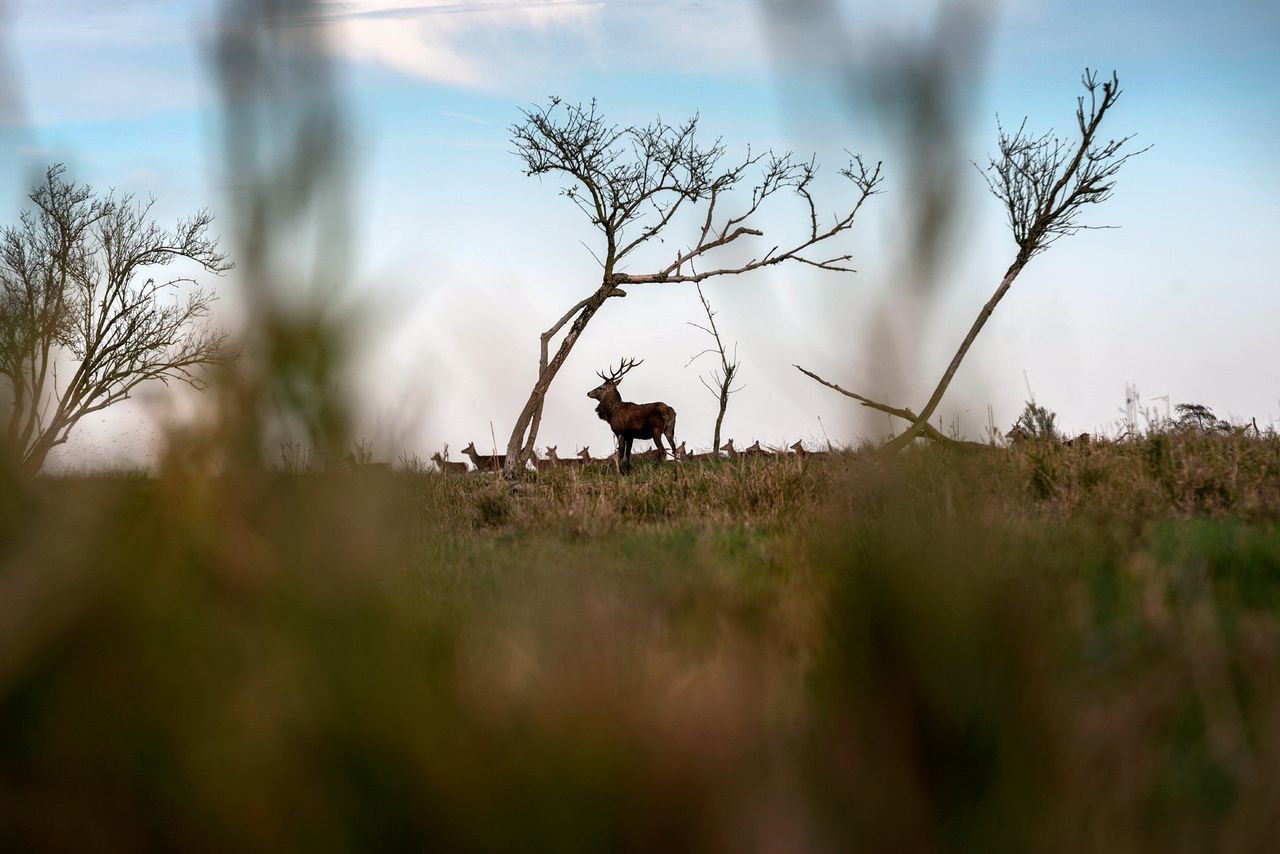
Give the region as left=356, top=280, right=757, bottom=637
left=503, top=98, right=882, bottom=477
left=798, top=70, right=1146, bottom=450
left=0, top=165, right=232, bottom=475
left=685, top=283, right=743, bottom=454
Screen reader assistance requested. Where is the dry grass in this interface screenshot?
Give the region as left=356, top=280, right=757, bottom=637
left=2, top=429, right=1280, bottom=851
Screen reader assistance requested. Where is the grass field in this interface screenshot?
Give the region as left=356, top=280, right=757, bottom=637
left=3, top=429, right=1280, bottom=851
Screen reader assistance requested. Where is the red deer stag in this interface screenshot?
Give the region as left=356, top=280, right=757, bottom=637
left=587, top=358, right=677, bottom=473
left=462, top=441, right=505, bottom=473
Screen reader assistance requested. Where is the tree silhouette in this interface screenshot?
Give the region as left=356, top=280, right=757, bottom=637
left=502, top=99, right=882, bottom=477
left=799, top=70, right=1146, bottom=450
left=1, top=165, right=231, bottom=474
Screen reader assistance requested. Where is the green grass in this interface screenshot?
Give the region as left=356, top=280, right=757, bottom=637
left=3, top=431, right=1280, bottom=851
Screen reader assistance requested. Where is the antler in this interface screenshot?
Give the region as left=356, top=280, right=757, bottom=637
left=597, top=357, right=645, bottom=384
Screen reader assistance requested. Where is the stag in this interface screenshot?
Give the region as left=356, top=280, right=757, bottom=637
left=462, top=441, right=506, bottom=473
left=587, top=358, right=677, bottom=473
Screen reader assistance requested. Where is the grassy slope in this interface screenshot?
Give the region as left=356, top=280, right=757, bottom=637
left=2, top=432, right=1280, bottom=851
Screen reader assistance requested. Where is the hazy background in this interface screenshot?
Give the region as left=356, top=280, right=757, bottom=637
left=2, top=0, right=1278, bottom=470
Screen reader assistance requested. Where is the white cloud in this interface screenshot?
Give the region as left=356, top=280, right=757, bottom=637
left=318, top=0, right=604, bottom=88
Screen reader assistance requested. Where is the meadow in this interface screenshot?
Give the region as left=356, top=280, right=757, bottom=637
left=3, top=426, right=1279, bottom=851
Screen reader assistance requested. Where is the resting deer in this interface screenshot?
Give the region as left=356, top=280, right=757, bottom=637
left=721, top=439, right=769, bottom=460
left=545, top=446, right=585, bottom=468
left=587, top=358, right=677, bottom=473
left=578, top=447, right=621, bottom=471
left=462, top=441, right=505, bottom=473
left=431, top=448, right=468, bottom=475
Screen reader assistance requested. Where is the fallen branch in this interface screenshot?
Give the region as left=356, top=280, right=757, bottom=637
left=793, top=365, right=984, bottom=449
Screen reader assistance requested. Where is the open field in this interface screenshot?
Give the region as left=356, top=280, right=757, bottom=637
left=3, top=429, right=1280, bottom=851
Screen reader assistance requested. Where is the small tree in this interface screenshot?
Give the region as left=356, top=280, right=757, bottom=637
left=686, top=283, right=743, bottom=454
left=0, top=165, right=231, bottom=474
left=1174, top=403, right=1229, bottom=433
left=1010, top=400, right=1060, bottom=443
left=798, top=70, right=1146, bottom=449
left=502, top=99, right=882, bottom=477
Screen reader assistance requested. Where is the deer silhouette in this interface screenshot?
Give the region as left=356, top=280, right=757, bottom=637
left=431, top=449, right=468, bottom=475
left=587, top=358, right=677, bottom=473
left=545, top=446, right=585, bottom=468
left=461, top=441, right=505, bottom=473
left=720, top=439, right=768, bottom=459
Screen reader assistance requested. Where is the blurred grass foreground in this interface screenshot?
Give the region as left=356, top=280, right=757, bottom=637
left=3, top=434, right=1280, bottom=851
left=4, top=1, right=1280, bottom=852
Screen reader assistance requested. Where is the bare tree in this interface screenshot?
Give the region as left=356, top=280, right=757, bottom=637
left=798, top=70, right=1146, bottom=450
left=0, top=165, right=232, bottom=475
left=503, top=98, right=882, bottom=477
left=686, top=283, right=743, bottom=454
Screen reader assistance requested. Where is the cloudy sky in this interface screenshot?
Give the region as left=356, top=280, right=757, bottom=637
left=2, top=0, right=1279, bottom=469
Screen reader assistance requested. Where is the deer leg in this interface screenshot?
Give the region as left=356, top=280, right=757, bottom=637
left=653, top=432, right=666, bottom=463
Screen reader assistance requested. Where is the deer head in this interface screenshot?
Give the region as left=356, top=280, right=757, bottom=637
left=587, top=357, right=644, bottom=401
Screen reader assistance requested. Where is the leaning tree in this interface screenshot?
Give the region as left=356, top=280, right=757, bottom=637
left=0, top=165, right=231, bottom=474
left=798, top=70, right=1146, bottom=448
left=503, top=98, right=882, bottom=477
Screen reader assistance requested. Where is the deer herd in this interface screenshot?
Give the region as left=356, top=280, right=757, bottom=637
left=432, top=357, right=833, bottom=475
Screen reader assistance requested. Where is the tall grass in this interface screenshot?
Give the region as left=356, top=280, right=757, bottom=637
left=3, top=431, right=1279, bottom=850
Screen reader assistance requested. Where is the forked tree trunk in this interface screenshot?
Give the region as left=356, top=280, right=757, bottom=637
left=712, top=384, right=728, bottom=455
left=503, top=281, right=624, bottom=478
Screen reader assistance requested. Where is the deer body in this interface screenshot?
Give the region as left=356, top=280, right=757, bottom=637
left=431, top=451, right=468, bottom=475
left=587, top=359, right=677, bottom=473
left=721, top=439, right=768, bottom=460
left=545, top=446, right=585, bottom=468
left=462, top=441, right=506, bottom=473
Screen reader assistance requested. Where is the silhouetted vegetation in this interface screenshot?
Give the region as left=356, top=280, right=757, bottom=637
left=0, top=165, right=231, bottom=474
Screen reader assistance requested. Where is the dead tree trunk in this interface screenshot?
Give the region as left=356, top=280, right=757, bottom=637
left=797, top=70, right=1144, bottom=451
left=505, top=281, right=626, bottom=476
left=687, top=283, right=741, bottom=454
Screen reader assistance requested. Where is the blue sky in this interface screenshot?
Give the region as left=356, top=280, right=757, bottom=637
left=2, top=0, right=1278, bottom=468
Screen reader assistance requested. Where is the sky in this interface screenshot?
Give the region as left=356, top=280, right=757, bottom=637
left=2, top=0, right=1279, bottom=470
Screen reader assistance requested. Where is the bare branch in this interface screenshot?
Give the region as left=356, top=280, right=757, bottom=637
left=0, top=164, right=231, bottom=474
left=793, top=365, right=975, bottom=448
left=877, top=69, right=1145, bottom=452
